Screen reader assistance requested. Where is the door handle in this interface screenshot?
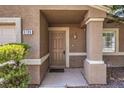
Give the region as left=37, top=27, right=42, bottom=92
left=63, top=50, right=65, bottom=55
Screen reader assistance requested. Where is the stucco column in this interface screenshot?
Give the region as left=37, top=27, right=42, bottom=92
left=84, top=18, right=106, bottom=84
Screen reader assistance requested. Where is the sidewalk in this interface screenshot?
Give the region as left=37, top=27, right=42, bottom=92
left=40, top=68, right=88, bottom=88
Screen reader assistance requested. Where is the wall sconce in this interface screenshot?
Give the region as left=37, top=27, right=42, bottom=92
left=83, top=28, right=86, bottom=32
left=73, top=32, right=77, bottom=39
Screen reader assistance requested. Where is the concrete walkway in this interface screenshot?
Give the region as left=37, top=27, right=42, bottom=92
left=40, top=68, right=88, bottom=88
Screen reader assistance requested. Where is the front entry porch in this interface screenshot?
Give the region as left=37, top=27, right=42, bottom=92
left=40, top=68, right=88, bottom=88
left=39, top=9, right=107, bottom=85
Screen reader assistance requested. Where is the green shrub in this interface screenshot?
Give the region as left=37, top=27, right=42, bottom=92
left=0, top=43, right=30, bottom=88
left=0, top=43, right=30, bottom=64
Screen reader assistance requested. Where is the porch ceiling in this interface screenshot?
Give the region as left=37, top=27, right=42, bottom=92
left=41, top=10, right=87, bottom=24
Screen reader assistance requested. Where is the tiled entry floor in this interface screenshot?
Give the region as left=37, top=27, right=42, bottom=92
left=40, top=68, right=88, bottom=88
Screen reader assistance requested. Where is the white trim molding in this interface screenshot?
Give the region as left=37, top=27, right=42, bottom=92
left=86, top=59, right=104, bottom=64
left=0, top=60, right=15, bottom=67
left=69, top=52, right=86, bottom=56
left=48, top=27, right=70, bottom=68
left=22, top=53, right=49, bottom=65
left=68, top=52, right=124, bottom=56
left=0, top=17, right=21, bottom=43
left=85, top=18, right=104, bottom=24
left=103, top=52, right=124, bottom=56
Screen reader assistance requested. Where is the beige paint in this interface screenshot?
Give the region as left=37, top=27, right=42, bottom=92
left=89, top=5, right=110, bottom=12
left=86, top=21, right=103, bottom=61
left=103, top=55, right=124, bottom=67
left=40, top=12, right=49, bottom=58
left=36, top=5, right=89, bottom=10
left=84, top=60, right=106, bottom=84
left=49, top=24, right=86, bottom=68
left=69, top=56, right=86, bottom=68
left=103, top=19, right=124, bottom=67
left=49, top=27, right=70, bottom=67
left=49, top=24, right=86, bottom=52
left=69, top=26, right=86, bottom=52
left=84, top=7, right=106, bottom=22
left=42, top=10, right=87, bottom=24
left=50, top=24, right=80, bottom=27
left=0, top=5, right=107, bottom=59
left=28, top=59, right=48, bottom=84
left=0, top=6, right=41, bottom=58
left=84, top=18, right=107, bottom=84
left=49, top=31, right=66, bottom=67
left=0, top=5, right=114, bottom=85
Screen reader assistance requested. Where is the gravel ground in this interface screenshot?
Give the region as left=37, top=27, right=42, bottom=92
left=82, top=67, right=124, bottom=88
left=29, top=67, right=124, bottom=88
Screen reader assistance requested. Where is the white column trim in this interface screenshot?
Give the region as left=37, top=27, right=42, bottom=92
left=68, top=52, right=124, bottom=56
left=48, top=27, right=70, bottom=68
left=69, top=52, right=86, bottom=56
left=66, top=28, right=70, bottom=68
left=86, top=59, right=104, bottom=64
left=21, top=53, right=49, bottom=65
left=85, top=18, right=104, bottom=24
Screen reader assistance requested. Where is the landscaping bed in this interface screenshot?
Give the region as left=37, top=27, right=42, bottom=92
left=82, top=67, right=124, bottom=88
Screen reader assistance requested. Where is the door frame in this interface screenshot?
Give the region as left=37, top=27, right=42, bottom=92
left=48, top=27, right=69, bottom=68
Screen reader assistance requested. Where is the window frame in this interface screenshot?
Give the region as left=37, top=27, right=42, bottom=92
left=0, top=18, right=21, bottom=43
left=103, top=28, right=119, bottom=53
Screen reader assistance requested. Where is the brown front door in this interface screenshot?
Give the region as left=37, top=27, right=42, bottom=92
left=49, top=31, right=66, bottom=68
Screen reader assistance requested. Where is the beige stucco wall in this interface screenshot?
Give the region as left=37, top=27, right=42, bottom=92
left=84, top=7, right=106, bottom=21
left=69, top=26, right=86, bottom=52
left=40, top=11, right=49, bottom=57
left=69, top=56, right=86, bottom=68
left=86, top=21, right=103, bottom=61
left=84, top=60, right=106, bottom=84
left=0, top=6, right=50, bottom=84
left=0, top=5, right=41, bottom=59
left=0, top=5, right=89, bottom=59
left=28, top=59, right=49, bottom=84
left=103, top=55, right=124, bottom=67
left=50, top=24, right=86, bottom=52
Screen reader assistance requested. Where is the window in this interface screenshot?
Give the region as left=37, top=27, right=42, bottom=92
left=103, top=29, right=119, bottom=53
left=0, top=18, right=21, bottom=45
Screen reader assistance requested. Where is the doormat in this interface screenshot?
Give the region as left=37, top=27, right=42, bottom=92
left=49, top=68, right=64, bottom=72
